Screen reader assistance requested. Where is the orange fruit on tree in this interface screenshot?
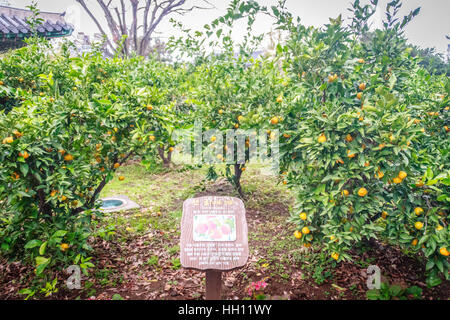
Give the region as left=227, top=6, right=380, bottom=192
left=301, top=226, right=310, bottom=234
left=19, top=151, right=30, bottom=159
left=169, top=147, right=174, bottom=152
left=411, top=239, right=418, bottom=246
left=13, top=130, right=23, bottom=138
left=60, top=243, right=69, bottom=251
left=113, top=163, right=120, bottom=169
left=342, top=190, right=349, bottom=197
left=357, top=187, right=368, bottom=197
left=444, top=126, right=449, bottom=132
left=436, top=225, right=443, bottom=231
left=299, top=212, right=307, bottom=220
left=64, top=154, right=74, bottom=161
left=345, top=134, right=353, bottom=142
left=398, top=171, right=407, bottom=180
left=357, top=58, right=365, bottom=64
left=356, top=92, right=363, bottom=100
left=318, top=134, right=327, bottom=143
left=210, top=136, right=216, bottom=142
left=393, top=177, right=402, bottom=184
left=331, top=252, right=339, bottom=260
left=414, top=207, right=424, bottom=216
left=294, top=230, right=302, bottom=239
left=118, top=176, right=125, bottom=181
left=270, top=116, right=279, bottom=125
left=414, top=221, right=423, bottom=230
left=337, top=158, right=344, bottom=164
left=347, top=150, right=356, bottom=158
left=218, top=109, right=224, bottom=114
left=146, top=104, right=153, bottom=110
left=2, top=136, right=13, bottom=144
left=358, top=82, right=366, bottom=90
left=61, top=195, right=67, bottom=201
left=439, top=247, right=449, bottom=256
left=381, top=211, right=388, bottom=219
left=237, top=115, right=244, bottom=122
left=276, top=95, right=283, bottom=103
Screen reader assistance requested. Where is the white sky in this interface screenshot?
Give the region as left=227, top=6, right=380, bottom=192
left=7, top=0, right=450, bottom=55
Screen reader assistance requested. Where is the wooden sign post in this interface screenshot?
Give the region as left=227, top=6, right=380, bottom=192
left=180, top=196, right=248, bottom=300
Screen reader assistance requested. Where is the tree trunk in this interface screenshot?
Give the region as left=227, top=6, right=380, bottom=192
left=234, top=163, right=244, bottom=199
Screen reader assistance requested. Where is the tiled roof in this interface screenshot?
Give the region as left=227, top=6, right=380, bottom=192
left=0, top=5, right=73, bottom=39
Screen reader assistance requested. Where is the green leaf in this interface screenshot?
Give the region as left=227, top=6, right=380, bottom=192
left=35, top=256, right=50, bottom=266
left=25, top=239, right=42, bottom=249
left=39, top=241, right=47, bottom=255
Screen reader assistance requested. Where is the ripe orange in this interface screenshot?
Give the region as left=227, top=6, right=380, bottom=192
left=356, top=92, right=363, bottom=100
left=337, top=158, right=344, bottom=164
left=210, top=136, right=216, bottom=142
left=19, top=151, right=30, bottom=159
left=234, top=123, right=239, bottom=129
left=436, top=225, right=443, bottom=231
left=357, top=187, right=368, bottom=197
left=218, top=109, right=224, bottom=114
left=398, top=171, right=407, bottom=180
left=2, top=136, right=13, bottom=144
left=358, top=83, right=366, bottom=91
left=60, top=243, right=69, bottom=251
left=294, top=230, right=302, bottom=239
left=276, top=95, right=283, bottom=103
left=299, top=212, right=307, bottom=220
left=318, top=134, right=327, bottom=143
left=393, top=177, right=402, bottom=184
left=149, top=135, right=155, bottom=141
left=113, top=163, right=120, bottom=169
left=270, top=116, right=279, bottom=125
left=415, top=180, right=424, bottom=187
left=331, top=252, right=339, bottom=260
left=414, top=207, right=424, bottom=216
left=357, top=58, right=365, bottom=64
left=61, top=195, right=67, bottom=201
left=64, top=154, right=74, bottom=161
left=364, top=161, right=370, bottom=167
left=13, top=130, right=23, bottom=138
left=414, top=221, right=423, bottom=230
left=118, top=176, right=125, bottom=181
left=169, top=147, right=174, bottom=152
left=147, top=104, right=153, bottom=110
left=411, top=239, right=418, bottom=246
left=301, top=226, right=310, bottom=234
left=347, top=150, right=356, bottom=158
left=237, top=115, right=244, bottom=122
left=439, top=247, right=449, bottom=256
left=345, top=134, right=353, bottom=142
left=444, top=126, right=449, bottom=132
left=381, top=211, right=388, bottom=219
left=342, top=190, right=349, bottom=197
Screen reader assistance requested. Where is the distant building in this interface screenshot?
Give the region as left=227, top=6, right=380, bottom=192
left=0, top=5, right=73, bottom=52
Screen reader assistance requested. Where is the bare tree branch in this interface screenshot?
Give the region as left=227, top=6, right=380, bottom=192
left=77, top=0, right=213, bottom=57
